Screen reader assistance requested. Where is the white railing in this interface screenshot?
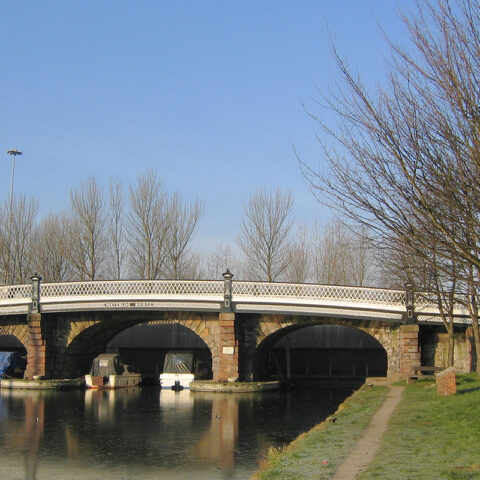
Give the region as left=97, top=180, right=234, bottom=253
left=41, top=279, right=224, bottom=298
left=0, top=279, right=470, bottom=322
left=233, top=282, right=405, bottom=306
left=0, top=280, right=407, bottom=305
left=0, top=284, right=31, bottom=301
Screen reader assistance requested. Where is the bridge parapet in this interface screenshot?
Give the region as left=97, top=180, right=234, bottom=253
left=233, top=282, right=406, bottom=305
left=0, top=278, right=471, bottom=323
left=0, top=284, right=31, bottom=314
left=40, top=279, right=224, bottom=297
left=0, top=284, right=31, bottom=300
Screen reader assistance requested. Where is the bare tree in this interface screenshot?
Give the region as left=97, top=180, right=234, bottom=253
left=300, top=0, right=480, bottom=368
left=127, top=169, right=170, bottom=279
left=347, top=226, right=376, bottom=286
left=67, top=177, right=106, bottom=280
left=0, top=200, right=11, bottom=284
left=466, top=267, right=480, bottom=372
left=32, top=212, right=72, bottom=282
left=164, top=193, right=204, bottom=279
left=106, top=178, right=126, bottom=280
left=204, top=242, right=241, bottom=280
left=0, top=195, right=39, bottom=284
left=312, top=221, right=349, bottom=285
left=172, top=249, right=204, bottom=280
left=284, top=223, right=311, bottom=283
left=238, top=187, right=294, bottom=282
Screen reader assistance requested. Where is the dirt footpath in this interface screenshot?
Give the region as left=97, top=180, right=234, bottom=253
left=332, top=386, right=404, bottom=480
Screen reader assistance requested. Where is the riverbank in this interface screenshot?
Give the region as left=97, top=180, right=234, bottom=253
left=252, top=383, right=389, bottom=479
left=359, top=373, right=480, bottom=479
left=253, top=374, right=480, bottom=480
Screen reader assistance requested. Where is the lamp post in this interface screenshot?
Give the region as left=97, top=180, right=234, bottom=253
left=6, top=149, right=22, bottom=284
left=222, top=269, right=234, bottom=312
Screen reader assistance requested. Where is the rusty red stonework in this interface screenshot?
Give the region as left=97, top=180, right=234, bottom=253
left=398, top=324, right=421, bottom=381
left=214, top=312, right=238, bottom=382
left=436, top=367, right=456, bottom=397
left=25, top=313, right=46, bottom=379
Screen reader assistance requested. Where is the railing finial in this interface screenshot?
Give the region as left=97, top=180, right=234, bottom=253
left=222, top=269, right=234, bottom=312
left=30, top=273, right=42, bottom=313
left=404, top=281, right=415, bottom=324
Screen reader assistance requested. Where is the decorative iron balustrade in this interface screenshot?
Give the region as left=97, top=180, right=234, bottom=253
left=232, top=282, right=406, bottom=305
left=0, top=279, right=470, bottom=322
left=0, top=284, right=31, bottom=301
left=40, top=280, right=224, bottom=298
left=0, top=280, right=406, bottom=305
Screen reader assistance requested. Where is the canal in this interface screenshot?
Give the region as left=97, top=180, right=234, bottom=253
left=0, top=385, right=355, bottom=480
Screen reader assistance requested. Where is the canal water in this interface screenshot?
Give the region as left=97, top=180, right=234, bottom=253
left=0, top=385, right=354, bottom=480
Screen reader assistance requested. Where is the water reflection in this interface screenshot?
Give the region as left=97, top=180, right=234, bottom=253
left=0, top=385, right=352, bottom=480
left=193, top=393, right=239, bottom=476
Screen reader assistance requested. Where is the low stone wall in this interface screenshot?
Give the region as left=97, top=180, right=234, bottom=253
left=0, top=377, right=85, bottom=390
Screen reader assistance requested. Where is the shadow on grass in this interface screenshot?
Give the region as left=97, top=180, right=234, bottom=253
left=456, top=386, right=480, bottom=395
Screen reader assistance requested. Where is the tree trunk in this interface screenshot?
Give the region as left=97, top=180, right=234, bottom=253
left=472, top=320, right=480, bottom=373
left=447, top=327, right=455, bottom=368
left=468, top=292, right=480, bottom=373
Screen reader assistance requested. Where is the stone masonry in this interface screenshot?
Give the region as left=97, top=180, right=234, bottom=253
left=397, top=324, right=421, bottom=381
left=3, top=309, right=473, bottom=382
left=25, top=313, right=46, bottom=379
left=436, top=366, right=456, bottom=396
left=215, top=312, right=238, bottom=381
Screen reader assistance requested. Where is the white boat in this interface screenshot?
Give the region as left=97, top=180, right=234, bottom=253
left=159, top=352, right=195, bottom=390
left=85, top=353, right=141, bottom=389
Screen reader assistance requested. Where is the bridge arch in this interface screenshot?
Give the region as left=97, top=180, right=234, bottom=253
left=251, top=315, right=397, bottom=380
left=60, top=311, right=218, bottom=378
left=0, top=322, right=28, bottom=351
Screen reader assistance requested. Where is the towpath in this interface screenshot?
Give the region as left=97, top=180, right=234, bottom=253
left=332, top=385, right=404, bottom=480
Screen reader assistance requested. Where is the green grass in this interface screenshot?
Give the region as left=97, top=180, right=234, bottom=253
left=359, top=374, right=480, bottom=480
left=253, top=375, right=480, bottom=480
left=252, top=385, right=389, bottom=480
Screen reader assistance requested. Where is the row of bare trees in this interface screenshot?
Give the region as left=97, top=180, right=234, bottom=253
left=301, top=0, right=480, bottom=369
left=0, top=169, right=205, bottom=283
left=0, top=175, right=375, bottom=287
left=205, top=187, right=375, bottom=284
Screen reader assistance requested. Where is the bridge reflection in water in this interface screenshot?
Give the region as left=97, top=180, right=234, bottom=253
left=0, top=386, right=353, bottom=479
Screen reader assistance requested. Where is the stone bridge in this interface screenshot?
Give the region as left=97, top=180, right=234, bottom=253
left=0, top=274, right=474, bottom=382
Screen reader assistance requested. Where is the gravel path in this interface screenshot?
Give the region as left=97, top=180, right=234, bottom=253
left=332, top=386, right=404, bottom=480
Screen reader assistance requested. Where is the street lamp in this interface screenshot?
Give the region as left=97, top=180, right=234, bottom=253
left=6, top=149, right=22, bottom=284
left=6, top=149, right=22, bottom=216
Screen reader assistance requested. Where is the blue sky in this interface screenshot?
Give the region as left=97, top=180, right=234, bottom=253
left=0, top=1, right=413, bottom=250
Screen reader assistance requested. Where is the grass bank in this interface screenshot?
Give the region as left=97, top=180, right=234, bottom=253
left=359, top=374, right=480, bottom=480
left=252, top=384, right=389, bottom=480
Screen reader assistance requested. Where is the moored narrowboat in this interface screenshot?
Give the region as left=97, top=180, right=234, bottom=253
left=85, top=353, right=141, bottom=389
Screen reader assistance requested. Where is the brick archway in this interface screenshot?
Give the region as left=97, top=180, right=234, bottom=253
left=60, top=311, right=218, bottom=378
left=0, top=325, right=28, bottom=350
left=251, top=315, right=398, bottom=380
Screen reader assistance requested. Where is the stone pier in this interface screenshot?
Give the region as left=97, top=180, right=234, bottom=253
left=25, top=313, right=46, bottom=379
left=214, top=312, right=239, bottom=382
